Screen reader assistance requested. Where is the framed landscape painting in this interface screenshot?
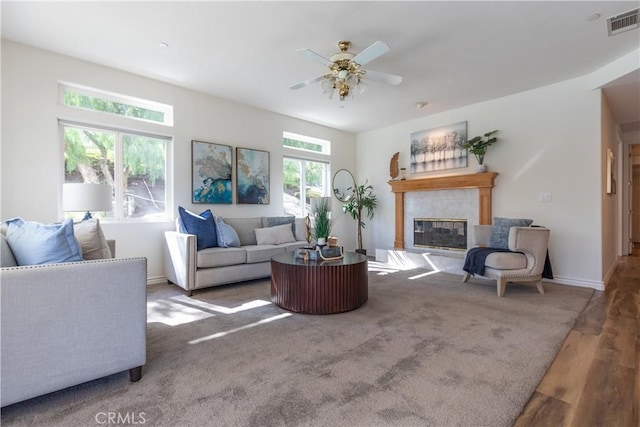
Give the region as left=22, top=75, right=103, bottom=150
left=410, top=121, right=468, bottom=173
left=192, top=140, right=232, bottom=204
left=236, top=147, right=270, bottom=204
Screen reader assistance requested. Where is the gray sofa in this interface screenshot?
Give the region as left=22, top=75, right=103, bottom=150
left=1, top=237, right=147, bottom=407
left=164, top=216, right=308, bottom=295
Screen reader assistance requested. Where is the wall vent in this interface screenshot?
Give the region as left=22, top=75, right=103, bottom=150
left=607, top=9, right=639, bottom=36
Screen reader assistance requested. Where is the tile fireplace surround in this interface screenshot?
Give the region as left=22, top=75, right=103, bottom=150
left=388, top=172, right=498, bottom=249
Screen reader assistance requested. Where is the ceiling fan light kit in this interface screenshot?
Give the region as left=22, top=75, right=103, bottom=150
left=291, top=40, right=402, bottom=102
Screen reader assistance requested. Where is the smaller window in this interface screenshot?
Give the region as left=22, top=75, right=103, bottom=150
left=59, top=83, right=173, bottom=126
left=283, top=131, right=330, bottom=155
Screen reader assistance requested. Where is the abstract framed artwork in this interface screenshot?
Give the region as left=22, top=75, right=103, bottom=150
left=236, top=147, right=270, bottom=204
left=410, top=121, right=468, bottom=173
left=191, top=140, right=233, bottom=204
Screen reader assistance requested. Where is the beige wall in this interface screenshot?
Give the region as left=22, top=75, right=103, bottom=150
left=600, top=92, right=619, bottom=284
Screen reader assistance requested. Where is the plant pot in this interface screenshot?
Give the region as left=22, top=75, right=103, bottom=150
left=355, top=249, right=367, bottom=256
left=476, top=164, right=488, bottom=173
left=317, top=237, right=326, bottom=246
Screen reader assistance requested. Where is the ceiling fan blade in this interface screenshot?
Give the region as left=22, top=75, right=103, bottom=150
left=352, top=41, right=390, bottom=66
left=296, top=48, right=333, bottom=67
left=289, top=75, right=327, bottom=90
left=365, top=70, right=403, bottom=86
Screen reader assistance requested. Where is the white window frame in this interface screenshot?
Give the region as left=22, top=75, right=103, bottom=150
left=60, top=120, right=173, bottom=222
left=59, top=82, right=174, bottom=126
left=283, top=131, right=331, bottom=155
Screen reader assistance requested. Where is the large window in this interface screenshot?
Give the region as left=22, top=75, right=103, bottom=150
left=283, top=132, right=331, bottom=217
left=62, top=122, right=171, bottom=220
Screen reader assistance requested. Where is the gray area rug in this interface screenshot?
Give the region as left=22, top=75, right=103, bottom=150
left=1, top=266, right=593, bottom=426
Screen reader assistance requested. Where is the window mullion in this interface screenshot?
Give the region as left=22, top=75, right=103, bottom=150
left=114, top=132, right=124, bottom=220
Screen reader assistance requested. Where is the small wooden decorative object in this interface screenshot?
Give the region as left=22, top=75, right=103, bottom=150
left=389, top=152, right=399, bottom=180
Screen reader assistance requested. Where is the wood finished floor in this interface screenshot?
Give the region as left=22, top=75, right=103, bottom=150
left=514, top=249, right=640, bottom=426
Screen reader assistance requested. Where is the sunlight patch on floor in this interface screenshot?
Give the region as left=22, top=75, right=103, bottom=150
left=188, top=313, right=292, bottom=344
left=148, top=296, right=273, bottom=326
left=147, top=299, right=215, bottom=326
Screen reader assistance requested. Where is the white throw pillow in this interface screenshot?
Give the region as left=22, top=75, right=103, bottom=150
left=74, top=218, right=112, bottom=260
left=255, top=223, right=296, bottom=245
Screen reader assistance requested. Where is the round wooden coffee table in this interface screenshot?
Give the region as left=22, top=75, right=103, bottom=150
left=270, top=251, right=368, bottom=314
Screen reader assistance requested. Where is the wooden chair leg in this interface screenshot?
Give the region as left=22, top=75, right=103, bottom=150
left=535, top=280, right=545, bottom=294
left=497, top=278, right=507, bottom=297
left=462, top=272, right=471, bottom=283
left=129, top=366, right=142, bottom=382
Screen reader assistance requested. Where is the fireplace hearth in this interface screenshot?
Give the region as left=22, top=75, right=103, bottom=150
left=414, top=218, right=467, bottom=251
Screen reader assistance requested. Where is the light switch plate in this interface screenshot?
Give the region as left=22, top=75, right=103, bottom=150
left=540, top=192, right=552, bottom=203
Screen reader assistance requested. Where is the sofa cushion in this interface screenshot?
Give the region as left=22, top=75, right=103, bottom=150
left=261, top=216, right=295, bottom=234
left=197, top=246, right=246, bottom=268
left=74, top=219, right=112, bottom=260
left=244, top=245, right=286, bottom=264
left=485, top=251, right=527, bottom=270
left=178, top=207, right=218, bottom=250
left=222, top=217, right=261, bottom=246
left=255, top=223, right=296, bottom=245
left=294, top=218, right=308, bottom=242
left=489, top=217, right=533, bottom=249
left=0, top=234, right=17, bottom=267
left=5, top=218, right=83, bottom=266
left=214, top=217, right=241, bottom=248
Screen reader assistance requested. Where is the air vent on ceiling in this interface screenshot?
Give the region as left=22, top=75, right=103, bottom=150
left=607, top=8, right=639, bottom=36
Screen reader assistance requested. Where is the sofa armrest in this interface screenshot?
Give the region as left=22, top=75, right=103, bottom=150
left=1, top=257, right=147, bottom=407
left=107, top=239, right=115, bottom=258
left=164, top=231, right=197, bottom=292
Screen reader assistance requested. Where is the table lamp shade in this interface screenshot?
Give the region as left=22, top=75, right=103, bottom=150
left=63, top=183, right=112, bottom=213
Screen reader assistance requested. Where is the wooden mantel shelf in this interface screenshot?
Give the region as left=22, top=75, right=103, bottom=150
left=387, top=172, right=499, bottom=249
left=388, top=172, right=498, bottom=193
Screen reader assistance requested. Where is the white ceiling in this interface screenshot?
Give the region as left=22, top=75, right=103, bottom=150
left=2, top=1, right=639, bottom=134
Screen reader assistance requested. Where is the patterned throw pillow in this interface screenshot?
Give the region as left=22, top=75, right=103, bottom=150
left=489, top=217, right=534, bottom=249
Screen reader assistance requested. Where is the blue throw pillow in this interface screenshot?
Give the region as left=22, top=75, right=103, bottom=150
left=489, top=217, right=534, bottom=249
left=214, top=217, right=241, bottom=248
left=178, top=207, right=218, bottom=250
left=5, top=218, right=84, bottom=265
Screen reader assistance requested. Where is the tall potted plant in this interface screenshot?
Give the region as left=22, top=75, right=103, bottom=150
left=342, top=182, right=378, bottom=255
left=311, top=197, right=332, bottom=246
left=462, top=130, right=499, bottom=172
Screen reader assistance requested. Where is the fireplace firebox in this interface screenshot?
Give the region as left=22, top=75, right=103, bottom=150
left=414, top=218, right=467, bottom=251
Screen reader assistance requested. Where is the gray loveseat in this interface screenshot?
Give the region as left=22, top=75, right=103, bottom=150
left=164, top=216, right=308, bottom=295
left=1, top=236, right=147, bottom=407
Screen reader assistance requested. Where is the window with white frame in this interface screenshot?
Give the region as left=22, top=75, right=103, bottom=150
left=283, top=132, right=331, bottom=217
left=61, top=122, right=171, bottom=220
left=60, top=82, right=173, bottom=126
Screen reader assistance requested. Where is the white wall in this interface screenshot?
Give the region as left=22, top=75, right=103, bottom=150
left=1, top=41, right=357, bottom=282
left=356, top=76, right=603, bottom=288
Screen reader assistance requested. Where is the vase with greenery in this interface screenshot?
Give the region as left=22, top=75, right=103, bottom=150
left=342, top=182, right=378, bottom=254
left=462, top=130, right=499, bottom=172
left=312, top=197, right=332, bottom=245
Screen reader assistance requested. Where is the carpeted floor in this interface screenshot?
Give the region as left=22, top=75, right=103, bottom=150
left=1, top=266, right=593, bottom=427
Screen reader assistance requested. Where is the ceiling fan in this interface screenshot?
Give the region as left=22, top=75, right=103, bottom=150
left=290, top=40, right=403, bottom=101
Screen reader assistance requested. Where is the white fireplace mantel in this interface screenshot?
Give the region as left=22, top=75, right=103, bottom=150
left=388, top=172, right=498, bottom=249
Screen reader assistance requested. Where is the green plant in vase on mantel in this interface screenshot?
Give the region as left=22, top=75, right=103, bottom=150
left=462, top=130, right=499, bottom=173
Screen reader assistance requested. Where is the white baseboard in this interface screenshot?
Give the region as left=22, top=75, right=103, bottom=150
left=546, top=276, right=604, bottom=291
left=147, top=276, right=168, bottom=286
left=375, top=248, right=605, bottom=291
